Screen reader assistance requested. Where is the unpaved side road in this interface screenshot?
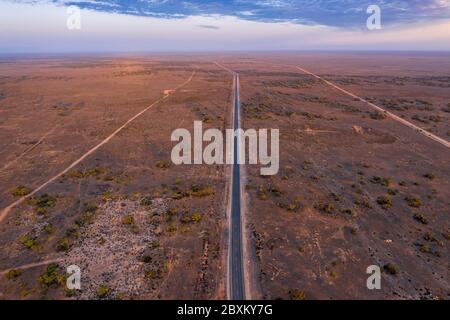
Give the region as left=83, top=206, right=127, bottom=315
left=0, top=72, right=196, bottom=225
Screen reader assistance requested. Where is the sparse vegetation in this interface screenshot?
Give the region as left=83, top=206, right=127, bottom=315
left=84, top=202, right=98, bottom=214
left=30, top=193, right=57, bottom=215
left=190, top=185, right=214, bottom=197
left=413, top=213, right=428, bottom=225
left=144, top=262, right=169, bottom=281
left=42, top=224, right=54, bottom=234
left=268, top=186, right=283, bottom=197
left=289, top=289, right=306, bottom=300
left=38, top=264, right=64, bottom=288
left=257, top=186, right=268, bottom=200
left=383, top=263, right=397, bottom=275
left=286, top=203, right=297, bottom=211
left=10, top=185, right=30, bottom=197
left=100, top=191, right=115, bottom=202
left=6, top=269, right=23, bottom=280
left=371, top=176, right=392, bottom=187
left=387, top=188, right=399, bottom=196
left=140, top=196, right=152, bottom=206
left=97, top=285, right=110, bottom=299
left=71, top=167, right=103, bottom=178
left=19, top=235, right=37, bottom=250
left=370, top=111, right=387, bottom=120
left=423, top=233, right=436, bottom=242
left=319, top=203, right=334, bottom=214
left=331, top=193, right=341, bottom=202
left=442, top=231, right=450, bottom=241
left=66, top=224, right=80, bottom=239
left=377, top=196, right=392, bottom=210
left=122, top=215, right=134, bottom=226
left=155, top=160, right=170, bottom=169
left=423, top=173, right=435, bottom=180
left=141, top=254, right=152, bottom=263
left=56, top=237, right=71, bottom=252
left=165, top=208, right=177, bottom=221
left=77, top=202, right=98, bottom=226
left=405, top=196, right=421, bottom=208
left=171, top=185, right=214, bottom=199
left=171, top=191, right=189, bottom=200
left=166, top=223, right=177, bottom=234
left=191, top=212, right=202, bottom=223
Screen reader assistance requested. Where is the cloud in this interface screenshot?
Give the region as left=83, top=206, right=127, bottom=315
left=0, top=1, right=449, bottom=53
left=5, top=0, right=450, bottom=27
left=197, top=24, right=220, bottom=29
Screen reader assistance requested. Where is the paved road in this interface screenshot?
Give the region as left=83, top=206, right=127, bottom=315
left=229, top=73, right=245, bottom=300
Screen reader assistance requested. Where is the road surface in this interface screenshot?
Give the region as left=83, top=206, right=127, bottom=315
left=229, top=72, right=246, bottom=300
left=214, top=62, right=246, bottom=300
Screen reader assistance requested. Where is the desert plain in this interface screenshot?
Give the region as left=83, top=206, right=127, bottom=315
left=0, top=53, right=448, bottom=300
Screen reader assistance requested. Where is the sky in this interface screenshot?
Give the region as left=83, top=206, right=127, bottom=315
left=0, top=0, right=450, bottom=53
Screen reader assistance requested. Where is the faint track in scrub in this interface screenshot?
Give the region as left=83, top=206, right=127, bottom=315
left=295, top=66, right=450, bottom=148
left=252, top=59, right=450, bottom=149
left=0, top=126, right=57, bottom=174
left=0, top=72, right=195, bottom=225
left=0, top=258, right=63, bottom=276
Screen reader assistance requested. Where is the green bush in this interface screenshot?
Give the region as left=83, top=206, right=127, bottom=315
left=38, top=264, right=64, bottom=288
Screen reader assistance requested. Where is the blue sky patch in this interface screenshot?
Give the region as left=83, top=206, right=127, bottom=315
left=15, top=0, right=450, bottom=27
